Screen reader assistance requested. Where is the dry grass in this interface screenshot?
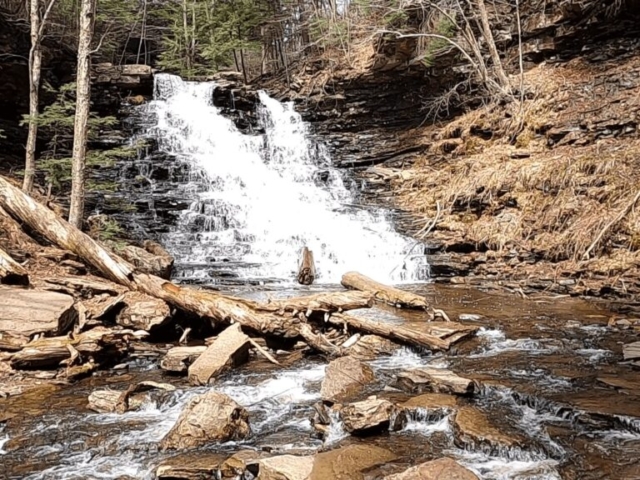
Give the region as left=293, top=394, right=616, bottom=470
left=395, top=57, right=640, bottom=270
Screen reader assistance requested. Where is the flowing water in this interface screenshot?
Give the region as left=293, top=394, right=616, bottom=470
left=138, top=74, right=428, bottom=285
left=2, top=75, right=640, bottom=479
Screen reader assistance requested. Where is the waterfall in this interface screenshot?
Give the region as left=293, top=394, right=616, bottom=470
left=142, top=74, right=428, bottom=284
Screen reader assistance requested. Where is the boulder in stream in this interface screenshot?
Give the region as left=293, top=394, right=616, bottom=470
left=339, top=396, right=397, bottom=434
left=453, top=406, right=522, bottom=448
left=160, top=390, right=250, bottom=450
left=394, top=367, right=475, bottom=395
left=348, top=335, right=400, bottom=360
left=384, top=457, right=479, bottom=480
left=161, top=345, right=207, bottom=373
left=0, top=287, right=77, bottom=337
left=320, top=356, right=375, bottom=403
left=115, top=291, right=172, bottom=332
left=188, top=323, right=250, bottom=386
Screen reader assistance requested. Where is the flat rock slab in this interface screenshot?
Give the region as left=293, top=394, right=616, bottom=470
left=340, top=397, right=396, bottom=434
left=384, top=457, right=479, bottom=480
left=395, top=367, right=475, bottom=395
left=349, top=335, right=400, bottom=360
left=623, top=341, right=640, bottom=361
left=321, top=356, right=375, bottom=403
left=160, top=390, right=250, bottom=450
left=400, top=393, right=458, bottom=410
left=454, top=406, right=521, bottom=448
left=0, top=287, right=76, bottom=337
left=310, top=444, right=397, bottom=480
left=156, top=452, right=228, bottom=479
left=258, top=455, right=314, bottom=480
left=161, top=346, right=207, bottom=373
left=188, top=323, right=250, bottom=386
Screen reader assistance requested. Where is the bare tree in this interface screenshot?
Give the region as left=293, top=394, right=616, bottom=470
left=23, top=0, right=57, bottom=194
left=68, top=0, right=96, bottom=229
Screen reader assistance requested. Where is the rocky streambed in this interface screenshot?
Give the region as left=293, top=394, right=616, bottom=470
left=1, top=284, right=639, bottom=480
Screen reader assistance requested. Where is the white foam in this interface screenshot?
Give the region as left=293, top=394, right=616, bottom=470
left=455, top=451, right=561, bottom=480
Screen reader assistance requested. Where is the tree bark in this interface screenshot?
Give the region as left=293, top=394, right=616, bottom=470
left=341, top=271, right=430, bottom=309
left=68, top=0, right=96, bottom=228
left=328, top=313, right=468, bottom=352
left=297, top=246, right=316, bottom=285
left=23, top=0, right=42, bottom=194
left=0, top=247, right=29, bottom=285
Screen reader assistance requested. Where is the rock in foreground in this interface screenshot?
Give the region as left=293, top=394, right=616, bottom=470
left=384, top=457, right=479, bottom=480
left=395, top=367, right=474, bottom=395
left=0, top=287, right=77, bottom=337
left=321, top=356, right=375, bottom=403
left=258, top=455, right=314, bottom=480
left=339, top=397, right=396, bottom=434
left=161, top=390, right=250, bottom=450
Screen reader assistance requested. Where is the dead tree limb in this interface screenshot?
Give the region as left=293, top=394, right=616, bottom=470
left=341, top=271, right=429, bottom=310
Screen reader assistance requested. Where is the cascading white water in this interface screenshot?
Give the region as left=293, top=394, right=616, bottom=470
left=145, top=74, right=428, bottom=284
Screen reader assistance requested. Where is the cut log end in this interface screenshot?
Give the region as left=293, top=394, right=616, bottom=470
left=297, top=247, right=316, bottom=286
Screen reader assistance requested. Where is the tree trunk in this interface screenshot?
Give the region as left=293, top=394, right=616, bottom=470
left=0, top=247, right=29, bottom=285
left=474, top=0, right=510, bottom=92
left=341, top=271, right=430, bottom=309
left=68, top=0, right=96, bottom=228
left=329, top=314, right=476, bottom=352
left=23, top=0, right=42, bottom=194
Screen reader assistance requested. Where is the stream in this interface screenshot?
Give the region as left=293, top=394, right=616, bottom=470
left=1, top=75, right=639, bottom=480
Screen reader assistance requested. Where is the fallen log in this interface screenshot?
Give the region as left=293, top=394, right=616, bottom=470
left=341, top=271, right=429, bottom=310
left=10, top=327, right=137, bottom=369
left=328, top=314, right=475, bottom=352
left=0, top=246, right=29, bottom=285
left=297, top=246, right=316, bottom=285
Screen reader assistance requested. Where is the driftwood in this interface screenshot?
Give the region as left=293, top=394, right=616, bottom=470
left=328, top=314, right=476, bottom=352
left=297, top=247, right=316, bottom=285
left=341, top=271, right=429, bottom=310
left=10, top=327, right=138, bottom=369
left=0, top=246, right=29, bottom=285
